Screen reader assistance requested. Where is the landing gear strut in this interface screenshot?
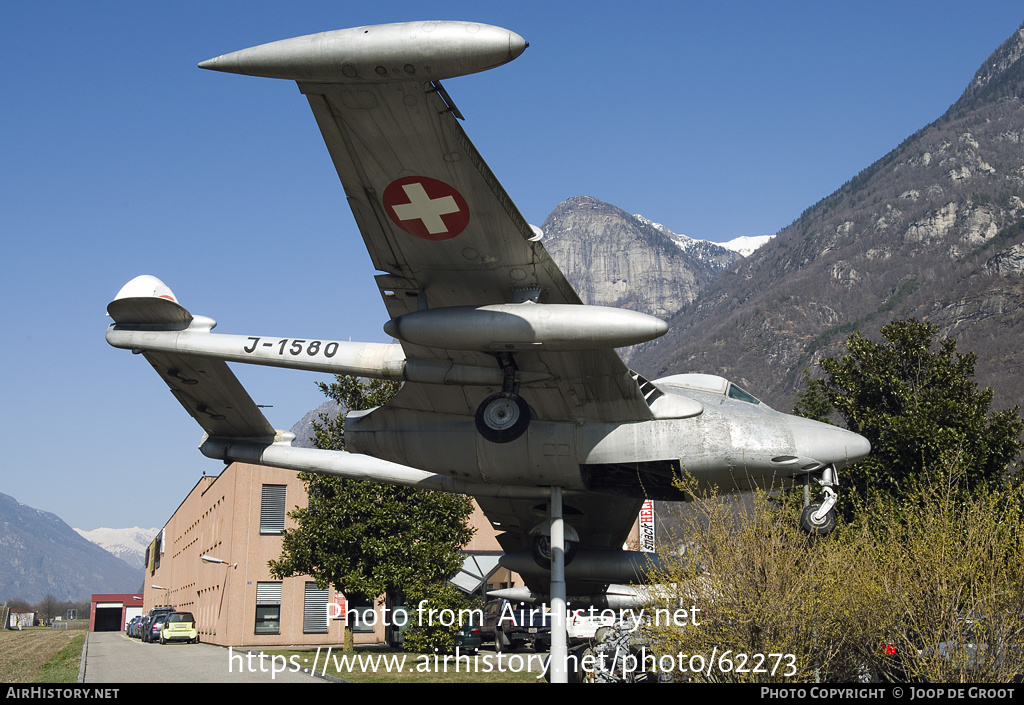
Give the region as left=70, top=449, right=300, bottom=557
left=800, top=464, right=838, bottom=536
left=475, top=352, right=531, bottom=443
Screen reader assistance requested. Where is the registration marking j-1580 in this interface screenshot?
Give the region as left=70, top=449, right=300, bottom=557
left=242, top=337, right=341, bottom=358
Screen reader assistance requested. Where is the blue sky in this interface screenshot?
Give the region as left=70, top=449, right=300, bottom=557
left=2, top=1, right=1022, bottom=532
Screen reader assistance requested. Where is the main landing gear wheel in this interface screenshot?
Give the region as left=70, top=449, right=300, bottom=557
left=800, top=503, right=836, bottom=535
left=475, top=391, right=531, bottom=443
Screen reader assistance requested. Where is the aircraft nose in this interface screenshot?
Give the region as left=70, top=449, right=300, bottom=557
left=786, top=415, right=870, bottom=470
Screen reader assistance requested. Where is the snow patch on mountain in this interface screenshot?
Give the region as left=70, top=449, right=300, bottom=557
left=716, top=235, right=775, bottom=257
left=632, top=213, right=774, bottom=257
left=74, top=526, right=160, bottom=572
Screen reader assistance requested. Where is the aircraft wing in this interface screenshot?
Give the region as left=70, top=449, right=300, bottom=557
left=182, top=24, right=673, bottom=598
left=201, top=23, right=661, bottom=426
left=290, top=45, right=657, bottom=588
left=301, top=77, right=665, bottom=425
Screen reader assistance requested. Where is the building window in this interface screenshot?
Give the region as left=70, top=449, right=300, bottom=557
left=348, top=598, right=376, bottom=634
left=260, top=485, right=286, bottom=534
left=255, top=582, right=282, bottom=635
left=303, top=582, right=328, bottom=634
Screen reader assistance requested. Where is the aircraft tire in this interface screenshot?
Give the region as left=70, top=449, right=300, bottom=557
left=475, top=392, right=531, bottom=443
left=800, top=503, right=836, bottom=536
left=495, top=629, right=509, bottom=653
left=573, top=644, right=596, bottom=683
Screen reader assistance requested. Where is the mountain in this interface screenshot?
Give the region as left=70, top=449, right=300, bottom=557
left=630, top=21, right=1024, bottom=411
left=0, top=493, right=142, bottom=602
left=287, top=196, right=770, bottom=406
left=541, top=196, right=747, bottom=320
left=73, top=526, right=160, bottom=572
left=289, top=399, right=341, bottom=449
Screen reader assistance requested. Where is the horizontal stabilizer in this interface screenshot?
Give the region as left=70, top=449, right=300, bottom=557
left=107, top=276, right=278, bottom=441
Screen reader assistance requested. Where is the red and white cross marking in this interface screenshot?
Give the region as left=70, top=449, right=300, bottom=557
left=382, top=176, right=470, bottom=241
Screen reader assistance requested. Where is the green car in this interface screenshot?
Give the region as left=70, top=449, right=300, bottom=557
left=454, top=621, right=482, bottom=654
left=160, top=612, right=199, bottom=644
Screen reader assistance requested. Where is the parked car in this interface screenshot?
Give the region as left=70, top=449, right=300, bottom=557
left=146, top=614, right=169, bottom=643
left=127, top=616, right=144, bottom=638
left=141, top=606, right=175, bottom=643
left=454, top=619, right=482, bottom=654
left=567, top=609, right=618, bottom=644
left=141, top=607, right=175, bottom=643
left=160, top=612, right=198, bottom=644
left=482, top=599, right=551, bottom=652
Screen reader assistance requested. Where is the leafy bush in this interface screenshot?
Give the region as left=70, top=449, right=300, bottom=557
left=400, top=583, right=482, bottom=654
left=643, top=463, right=1024, bottom=683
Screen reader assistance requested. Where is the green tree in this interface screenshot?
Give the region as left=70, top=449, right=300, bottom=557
left=307, top=376, right=399, bottom=451
left=268, top=375, right=475, bottom=649
left=794, top=318, right=1022, bottom=504
left=792, top=368, right=833, bottom=424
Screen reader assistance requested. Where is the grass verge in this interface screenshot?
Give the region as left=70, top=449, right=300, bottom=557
left=262, top=648, right=544, bottom=683
left=0, top=629, right=86, bottom=683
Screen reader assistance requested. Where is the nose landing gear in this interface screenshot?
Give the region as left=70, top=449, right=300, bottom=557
left=800, top=464, right=838, bottom=536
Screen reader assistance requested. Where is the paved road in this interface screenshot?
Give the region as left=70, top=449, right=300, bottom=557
left=82, top=632, right=325, bottom=683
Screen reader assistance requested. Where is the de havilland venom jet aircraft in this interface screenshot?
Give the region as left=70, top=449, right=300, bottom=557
left=105, top=22, right=869, bottom=680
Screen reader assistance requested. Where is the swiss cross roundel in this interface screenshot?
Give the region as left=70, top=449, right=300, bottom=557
left=382, top=176, right=470, bottom=241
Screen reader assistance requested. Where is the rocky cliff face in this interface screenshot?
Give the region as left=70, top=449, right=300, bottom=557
left=631, top=21, right=1024, bottom=411
left=541, top=196, right=742, bottom=318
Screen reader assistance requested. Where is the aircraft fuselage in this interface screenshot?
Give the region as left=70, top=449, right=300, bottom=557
left=345, top=380, right=868, bottom=498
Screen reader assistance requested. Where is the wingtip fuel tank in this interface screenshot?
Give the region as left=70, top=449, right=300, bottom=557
left=198, top=21, right=528, bottom=82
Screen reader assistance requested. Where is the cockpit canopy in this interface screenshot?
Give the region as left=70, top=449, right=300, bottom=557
left=652, top=373, right=763, bottom=405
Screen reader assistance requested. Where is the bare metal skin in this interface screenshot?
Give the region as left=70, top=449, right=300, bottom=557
left=106, top=22, right=869, bottom=623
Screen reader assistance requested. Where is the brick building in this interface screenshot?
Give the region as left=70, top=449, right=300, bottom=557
left=143, top=462, right=518, bottom=647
